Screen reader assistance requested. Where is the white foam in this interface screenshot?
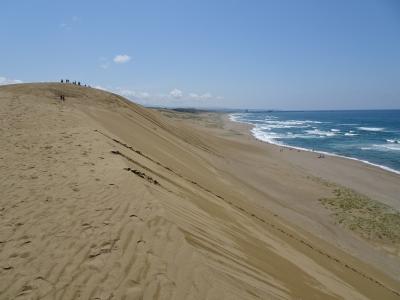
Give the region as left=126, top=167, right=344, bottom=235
left=357, top=127, right=385, bottom=132
left=361, top=144, right=400, bottom=151
left=252, top=128, right=280, bottom=145
left=254, top=134, right=400, bottom=174
left=248, top=118, right=328, bottom=131
left=229, top=113, right=400, bottom=175
left=228, top=113, right=242, bottom=122
left=305, top=120, right=326, bottom=124
left=330, top=129, right=340, bottom=132
left=344, top=132, right=358, bottom=136
left=305, top=129, right=336, bottom=137
left=377, top=144, right=400, bottom=151
left=253, top=126, right=319, bottom=140
left=382, top=144, right=400, bottom=151
left=260, top=124, right=310, bottom=130
left=387, top=139, right=400, bottom=144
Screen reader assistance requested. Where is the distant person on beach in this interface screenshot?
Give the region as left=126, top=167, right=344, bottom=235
left=61, top=79, right=63, bottom=83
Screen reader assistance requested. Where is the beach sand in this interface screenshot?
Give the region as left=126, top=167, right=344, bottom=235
left=1, top=83, right=399, bottom=299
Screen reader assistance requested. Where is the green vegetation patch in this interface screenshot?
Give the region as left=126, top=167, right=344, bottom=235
left=319, top=187, right=400, bottom=244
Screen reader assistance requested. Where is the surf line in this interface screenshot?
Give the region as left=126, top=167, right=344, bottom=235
left=94, top=129, right=400, bottom=297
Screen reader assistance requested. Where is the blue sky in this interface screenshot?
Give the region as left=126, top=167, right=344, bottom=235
left=1, top=0, right=400, bottom=109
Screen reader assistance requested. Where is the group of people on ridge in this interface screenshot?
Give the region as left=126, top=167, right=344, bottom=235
left=58, top=79, right=91, bottom=102
left=60, top=79, right=90, bottom=87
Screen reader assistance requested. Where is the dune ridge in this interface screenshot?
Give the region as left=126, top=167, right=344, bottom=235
left=1, top=83, right=399, bottom=299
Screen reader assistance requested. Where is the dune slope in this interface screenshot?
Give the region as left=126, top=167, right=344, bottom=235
left=0, top=83, right=399, bottom=300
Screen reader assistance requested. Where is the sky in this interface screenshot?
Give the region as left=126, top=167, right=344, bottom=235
left=1, top=0, right=400, bottom=109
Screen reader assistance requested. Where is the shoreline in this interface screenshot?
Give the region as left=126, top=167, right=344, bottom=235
left=228, top=113, right=400, bottom=176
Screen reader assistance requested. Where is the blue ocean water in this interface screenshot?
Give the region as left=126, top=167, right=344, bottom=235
left=230, top=110, right=400, bottom=174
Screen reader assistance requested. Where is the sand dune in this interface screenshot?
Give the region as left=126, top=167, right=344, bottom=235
left=1, top=83, right=399, bottom=299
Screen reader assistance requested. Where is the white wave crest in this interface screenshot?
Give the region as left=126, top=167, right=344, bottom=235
left=344, top=132, right=358, bottom=136
left=305, top=129, right=336, bottom=137
left=387, top=139, right=400, bottom=144
left=361, top=144, right=400, bottom=151
left=357, top=127, right=385, bottom=132
left=228, top=113, right=243, bottom=122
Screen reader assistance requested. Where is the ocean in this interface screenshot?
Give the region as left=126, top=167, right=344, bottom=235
left=230, top=110, right=400, bottom=174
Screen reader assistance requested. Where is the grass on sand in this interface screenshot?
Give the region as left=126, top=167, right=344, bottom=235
left=319, top=186, right=400, bottom=245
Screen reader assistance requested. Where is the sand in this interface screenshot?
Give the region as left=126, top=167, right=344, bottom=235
left=0, top=83, right=399, bottom=299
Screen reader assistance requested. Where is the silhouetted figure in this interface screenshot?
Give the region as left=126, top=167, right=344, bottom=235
left=66, top=79, right=69, bottom=83
left=78, top=82, right=81, bottom=86
left=61, top=79, right=64, bottom=83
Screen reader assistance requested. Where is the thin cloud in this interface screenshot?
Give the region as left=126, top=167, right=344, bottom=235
left=188, top=92, right=212, bottom=100
left=0, top=76, right=23, bottom=85
left=75, top=84, right=221, bottom=107
left=169, top=88, right=183, bottom=99
left=118, top=89, right=137, bottom=97
left=93, top=85, right=108, bottom=91
left=113, top=54, right=131, bottom=64
left=139, top=92, right=150, bottom=99
left=162, top=89, right=222, bottom=104
left=89, top=85, right=148, bottom=101
left=60, top=16, right=80, bottom=31
left=112, top=88, right=151, bottom=103
left=99, top=57, right=110, bottom=69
